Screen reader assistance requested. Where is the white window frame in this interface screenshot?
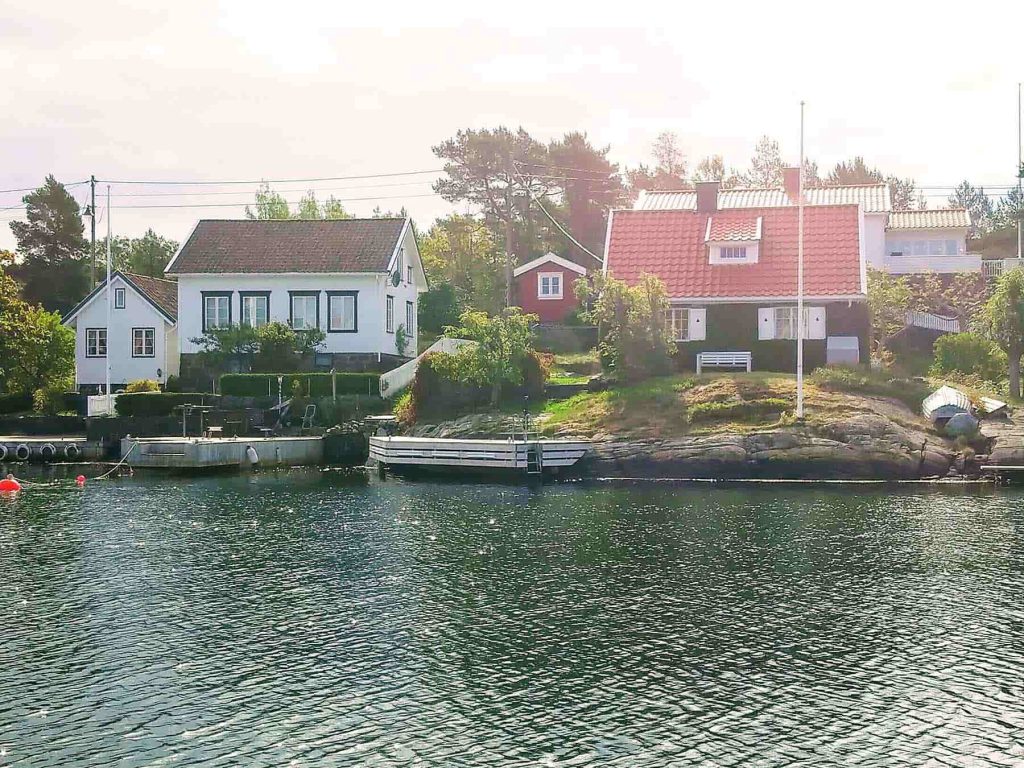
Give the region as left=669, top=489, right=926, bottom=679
left=203, top=294, right=231, bottom=331
left=86, top=328, right=107, bottom=358
left=538, top=272, right=563, bottom=299
left=759, top=306, right=826, bottom=340
left=328, top=292, right=357, bottom=333
left=405, top=299, right=415, bottom=336
left=406, top=263, right=413, bottom=285
left=114, top=287, right=125, bottom=309
left=132, top=327, right=155, bottom=358
left=386, top=295, right=394, bottom=333
left=241, top=294, right=269, bottom=328
left=668, top=308, right=689, bottom=341
left=289, top=293, right=319, bottom=331
left=709, top=242, right=759, bottom=264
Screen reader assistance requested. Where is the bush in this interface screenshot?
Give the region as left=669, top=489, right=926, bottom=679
left=930, top=332, right=1006, bottom=382
left=688, top=398, right=789, bottom=424
left=219, top=372, right=381, bottom=398
left=33, top=386, right=70, bottom=415
left=125, top=379, right=160, bottom=393
left=0, top=392, right=33, bottom=414
left=418, top=283, right=461, bottom=334
left=114, top=392, right=218, bottom=418
left=164, top=375, right=182, bottom=392
left=809, top=366, right=931, bottom=411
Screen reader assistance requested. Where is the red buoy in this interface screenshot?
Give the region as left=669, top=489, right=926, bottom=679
left=0, top=476, right=22, bottom=492
left=76, top=475, right=86, bottom=487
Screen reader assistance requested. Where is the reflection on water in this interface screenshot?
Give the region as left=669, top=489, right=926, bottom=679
left=1, top=474, right=1022, bottom=766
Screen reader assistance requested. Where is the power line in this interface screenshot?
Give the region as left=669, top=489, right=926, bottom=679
left=110, top=192, right=442, bottom=210
left=512, top=162, right=602, bottom=264
left=108, top=179, right=436, bottom=198
left=0, top=180, right=88, bottom=195
left=98, top=169, right=444, bottom=186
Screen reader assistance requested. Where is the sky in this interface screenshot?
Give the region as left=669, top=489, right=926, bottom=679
left=1, top=0, right=1022, bottom=252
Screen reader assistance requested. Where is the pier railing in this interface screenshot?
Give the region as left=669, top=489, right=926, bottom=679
left=379, top=338, right=475, bottom=398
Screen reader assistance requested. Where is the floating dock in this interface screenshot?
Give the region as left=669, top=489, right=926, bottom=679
left=0, top=436, right=103, bottom=463
left=368, top=435, right=590, bottom=475
left=123, top=436, right=323, bottom=470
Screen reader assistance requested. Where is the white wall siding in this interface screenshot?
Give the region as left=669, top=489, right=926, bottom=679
left=863, top=213, right=887, bottom=268
left=69, top=275, right=175, bottom=387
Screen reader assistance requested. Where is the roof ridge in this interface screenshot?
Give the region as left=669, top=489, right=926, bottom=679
left=192, top=216, right=407, bottom=223
left=121, top=270, right=177, bottom=284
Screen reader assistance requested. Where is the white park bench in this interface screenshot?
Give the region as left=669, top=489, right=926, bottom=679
left=696, top=351, right=752, bottom=374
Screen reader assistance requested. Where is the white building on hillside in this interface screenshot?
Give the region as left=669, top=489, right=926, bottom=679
left=63, top=271, right=179, bottom=393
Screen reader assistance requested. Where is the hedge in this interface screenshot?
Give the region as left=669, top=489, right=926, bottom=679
left=0, top=392, right=33, bottom=414
left=114, top=392, right=219, bottom=418
left=220, top=373, right=381, bottom=398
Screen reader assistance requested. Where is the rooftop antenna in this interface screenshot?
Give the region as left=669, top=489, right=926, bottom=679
left=796, top=101, right=805, bottom=419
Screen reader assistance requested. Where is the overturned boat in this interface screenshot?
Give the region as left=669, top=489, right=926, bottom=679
left=922, top=385, right=973, bottom=425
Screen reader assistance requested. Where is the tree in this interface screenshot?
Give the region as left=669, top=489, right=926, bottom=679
left=245, top=182, right=291, bottom=220
left=866, top=267, right=912, bottom=360
left=930, top=332, right=1007, bottom=383
left=579, top=272, right=674, bottom=381
left=948, top=181, right=993, bottom=238
left=692, top=155, right=734, bottom=186
left=419, top=214, right=504, bottom=315
left=125, top=230, right=178, bottom=276
left=822, top=157, right=921, bottom=211
left=982, top=268, right=1024, bottom=399
left=0, top=271, right=74, bottom=396
left=888, top=176, right=923, bottom=211
left=991, top=187, right=1024, bottom=233
left=740, top=136, right=784, bottom=187
left=625, top=131, right=691, bottom=197
left=9, top=175, right=89, bottom=313
left=433, top=127, right=553, bottom=301
left=547, top=131, right=625, bottom=263
left=190, top=321, right=325, bottom=374
left=418, top=283, right=461, bottom=335
left=444, top=307, right=537, bottom=405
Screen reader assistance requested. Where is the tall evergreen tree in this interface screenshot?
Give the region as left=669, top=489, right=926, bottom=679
left=948, top=181, right=994, bottom=238
left=9, top=175, right=89, bottom=314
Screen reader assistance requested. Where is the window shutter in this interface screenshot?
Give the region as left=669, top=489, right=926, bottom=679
left=808, top=306, right=826, bottom=339
left=758, top=308, right=775, bottom=340
left=688, top=308, right=707, bottom=341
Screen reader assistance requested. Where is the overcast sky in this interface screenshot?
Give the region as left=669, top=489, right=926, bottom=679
left=2, top=0, right=1022, bottom=252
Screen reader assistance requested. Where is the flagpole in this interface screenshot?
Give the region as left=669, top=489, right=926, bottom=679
left=1017, top=82, right=1022, bottom=260
left=105, top=185, right=112, bottom=413
left=796, top=101, right=805, bottom=419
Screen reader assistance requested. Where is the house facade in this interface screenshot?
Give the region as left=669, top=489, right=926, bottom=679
left=607, top=181, right=869, bottom=372
left=165, top=218, right=425, bottom=374
left=512, top=252, right=588, bottom=323
left=635, top=169, right=979, bottom=276
left=63, top=271, right=179, bottom=392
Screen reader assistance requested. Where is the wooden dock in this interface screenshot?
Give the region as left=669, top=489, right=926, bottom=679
left=368, top=435, right=590, bottom=475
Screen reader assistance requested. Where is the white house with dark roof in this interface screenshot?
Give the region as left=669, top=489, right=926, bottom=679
left=63, top=271, right=180, bottom=393
left=165, top=218, right=426, bottom=372
left=635, top=170, right=980, bottom=275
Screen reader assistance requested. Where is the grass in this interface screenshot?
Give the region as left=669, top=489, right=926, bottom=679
left=548, top=374, right=590, bottom=385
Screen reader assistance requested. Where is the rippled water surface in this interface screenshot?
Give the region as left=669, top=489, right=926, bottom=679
left=2, top=473, right=1023, bottom=766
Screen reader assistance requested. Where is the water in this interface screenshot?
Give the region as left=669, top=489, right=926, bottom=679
left=2, top=474, right=1023, bottom=767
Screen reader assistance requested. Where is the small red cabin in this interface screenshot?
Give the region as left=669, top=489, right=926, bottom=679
left=512, top=253, right=589, bottom=323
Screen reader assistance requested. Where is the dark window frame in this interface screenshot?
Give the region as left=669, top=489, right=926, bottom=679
left=288, top=290, right=321, bottom=330
left=114, top=286, right=126, bottom=309
left=201, top=291, right=233, bottom=333
left=239, top=291, right=272, bottom=328
left=131, top=327, right=156, bottom=358
left=326, top=290, right=359, bottom=333
left=386, top=294, right=395, bottom=333
left=86, top=327, right=107, bottom=358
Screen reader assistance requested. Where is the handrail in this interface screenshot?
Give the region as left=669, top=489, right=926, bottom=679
left=378, top=337, right=476, bottom=398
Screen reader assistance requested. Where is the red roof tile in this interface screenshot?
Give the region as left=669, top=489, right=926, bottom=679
left=606, top=206, right=864, bottom=299
left=706, top=215, right=761, bottom=242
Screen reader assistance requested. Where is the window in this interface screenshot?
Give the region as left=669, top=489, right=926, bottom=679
left=328, top=291, right=358, bottom=333
left=759, top=306, right=826, bottom=340
left=114, top=287, right=125, bottom=309
left=928, top=239, right=944, bottom=256
left=240, top=292, right=270, bottom=328
left=945, top=240, right=959, bottom=255
left=774, top=307, right=798, bottom=340
left=668, top=308, right=689, bottom=341
left=406, top=300, right=415, bottom=335
left=132, top=328, right=155, bottom=357
left=86, top=328, right=107, bottom=357
left=289, top=292, right=319, bottom=330
left=538, top=272, right=563, bottom=299
left=202, top=292, right=231, bottom=331
left=912, top=240, right=928, bottom=256
left=719, top=246, right=748, bottom=260
left=407, top=263, right=413, bottom=284
left=386, top=295, right=394, bottom=333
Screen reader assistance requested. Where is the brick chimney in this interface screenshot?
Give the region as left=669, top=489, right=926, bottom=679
left=782, top=166, right=801, bottom=201
left=696, top=180, right=720, bottom=213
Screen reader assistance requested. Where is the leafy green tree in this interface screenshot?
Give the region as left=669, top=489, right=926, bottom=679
left=692, top=155, right=738, bottom=187
left=418, top=283, right=461, bottom=335
left=822, top=157, right=921, bottom=211
left=930, top=332, right=1007, bottom=382
left=444, top=307, right=538, bottom=405
left=9, top=175, right=89, bottom=313
left=740, top=136, right=784, bottom=187
left=866, top=268, right=912, bottom=360
left=991, top=187, right=1024, bottom=233
left=948, top=181, right=993, bottom=238
left=245, top=182, right=291, bottom=220
left=191, top=321, right=324, bottom=374
left=982, top=268, right=1024, bottom=399
left=420, top=214, right=504, bottom=315
left=625, top=131, right=691, bottom=197
left=0, top=297, right=75, bottom=395
left=579, top=273, right=674, bottom=382
left=371, top=205, right=409, bottom=218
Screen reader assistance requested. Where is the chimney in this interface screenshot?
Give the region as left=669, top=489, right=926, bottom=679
left=695, top=180, right=720, bottom=213
left=782, top=166, right=801, bottom=201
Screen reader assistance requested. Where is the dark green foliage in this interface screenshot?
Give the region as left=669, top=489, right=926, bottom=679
left=164, top=375, right=181, bottom=393
left=931, top=333, right=1007, bottom=381
left=418, top=283, right=461, bottom=334
left=0, top=392, right=33, bottom=414
left=688, top=398, right=789, bottom=423
left=114, top=392, right=218, bottom=418
left=809, top=366, right=930, bottom=411
left=219, top=373, right=381, bottom=398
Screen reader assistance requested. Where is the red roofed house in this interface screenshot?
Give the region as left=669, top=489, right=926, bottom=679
left=604, top=179, right=869, bottom=372
left=512, top=252, right=590, bottom=323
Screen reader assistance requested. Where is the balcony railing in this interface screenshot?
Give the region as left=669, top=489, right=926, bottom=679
left=884, top=254, right=981, bottom=274
left=982, top=258, right=1024, bottom=280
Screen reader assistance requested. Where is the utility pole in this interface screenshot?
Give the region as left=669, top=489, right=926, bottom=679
left=105, top=185, right=112, bottom=413
left=796, top=101, right=805, bottom=420
left=90, top=175, right=97, bottom=287
left=504, top=153, right=514, bottom=309
left=1017, top=82, right=1022, bottom=260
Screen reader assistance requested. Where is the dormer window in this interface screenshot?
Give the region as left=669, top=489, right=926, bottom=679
left=705, top=215, right=761, bottom=264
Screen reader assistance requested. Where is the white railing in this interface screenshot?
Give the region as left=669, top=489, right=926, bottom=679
left=982, top=258, right=1024, bottom=280
left=378, top=337, right=476, bottom=398
left=885, top=254, right=982, bottom=274
left=905, top=310, right=959, bottom=334
left=86, top=394, right=119, bottom=416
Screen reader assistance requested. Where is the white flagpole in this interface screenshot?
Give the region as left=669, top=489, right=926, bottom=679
left=105, top=185, right=112, bottom=413
left=796, top=101, right=805, bottom=419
